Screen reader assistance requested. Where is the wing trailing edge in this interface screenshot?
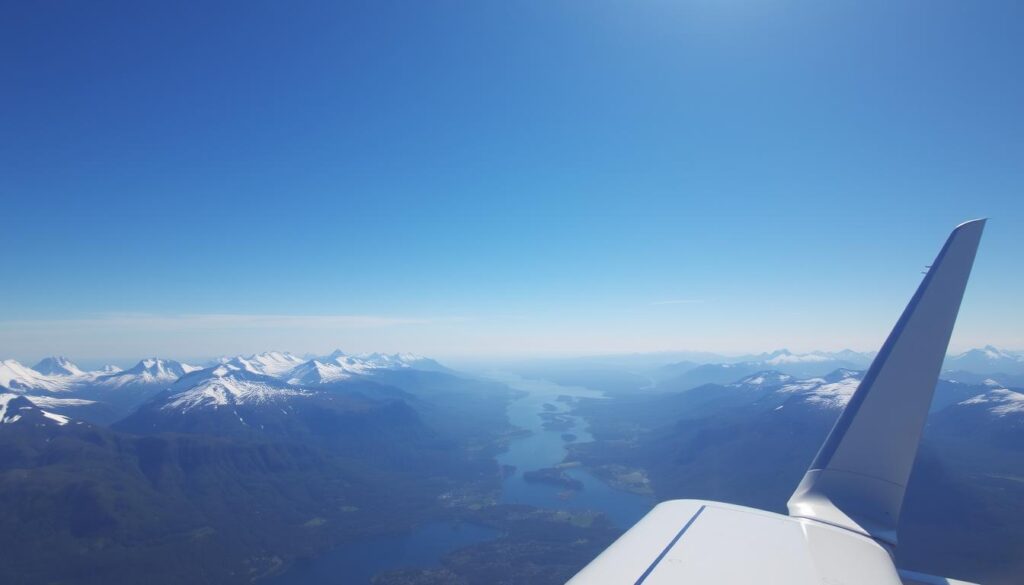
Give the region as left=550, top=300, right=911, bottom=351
left=787, top=219, right=986, bottom=546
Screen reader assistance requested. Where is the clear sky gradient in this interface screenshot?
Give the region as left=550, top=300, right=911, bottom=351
left=2, top=1, right=1022, bottom=363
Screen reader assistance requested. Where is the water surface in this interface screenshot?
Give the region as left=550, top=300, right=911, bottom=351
left=270, top=372, right=652, bottom=583
left=490, top=372, right=654, bottom=529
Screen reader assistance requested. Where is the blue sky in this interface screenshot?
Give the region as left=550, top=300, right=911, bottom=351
left=2, top=1, right=1022, bottom=362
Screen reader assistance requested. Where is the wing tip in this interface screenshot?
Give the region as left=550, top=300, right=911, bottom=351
left=788, top=218, right=987, bottom=545
left=954, top=217, right=987, bottom=231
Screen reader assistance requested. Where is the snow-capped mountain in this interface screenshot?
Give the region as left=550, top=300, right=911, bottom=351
left=202, top=351, right=446, bottom=387
left=320, top=350, right=446, bottom=371
left=218, top=351, right=307, bottom=377
left=286, top=359, right=352, bottom=385
left=944, top=345, right=1024, bottom=375
left=725, top=368, right=1007, bottom=420
left=31, top=356, right=86, bottom=377
left=9, top=357, right=128, bottom=390
left=0, top=359, right=73, bottom=393
left=0, top=393, right=72, bottom=427
left=659, top=347, right=1024, bottom=391
left=3, top=356, right=198, bottom=395
left=164, top=363, right=309, bottom=412
left=286, top=351, right=447, bottom=385
left=928, top=384, right=1024, bottom=451
left=115, top=358, right=431, bottom=449
left=659, top=350, right=871, bottom=390
left=94, top=358, right=201, bottom=389
left=773, top=369, right=862, bottom=409
left=287, top=352, right=383, bottom=384
left=0, top=359, right=107, bottom=421
left=356, top=351, right=446, bottom=371
left=742, top=349, right=874, bottom=367
left=724, top=369, right=862, bottom=410
left=1, top=350, right=451, bottom=425
left=117, top=349, right=455, bottom=436
left=958, top=387, right=1024, bottom=418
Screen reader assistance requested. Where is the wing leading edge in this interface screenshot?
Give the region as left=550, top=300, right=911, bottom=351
left=788, top=219, right=986, bottom=546
left=567, top=220, right=986, bottom=585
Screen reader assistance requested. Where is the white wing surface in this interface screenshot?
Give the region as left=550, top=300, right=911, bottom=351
left=788, top=219, right=986, bottom=545
left=568, top=220, right=986, bottom=585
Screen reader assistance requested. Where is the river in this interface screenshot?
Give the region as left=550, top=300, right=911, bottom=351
left=491, top=372, right=654, bottom=528
left=269, top=372, right=653, bottom=584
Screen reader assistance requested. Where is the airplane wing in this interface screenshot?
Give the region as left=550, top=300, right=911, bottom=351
left=567, top=219, right=986, bottom=585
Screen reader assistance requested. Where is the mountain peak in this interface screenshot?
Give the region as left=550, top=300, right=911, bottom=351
left=956, top=345, right=1021, bottom=360
left=226, top=351, right=306, bottom=377
left=95, top=358, right=199, bottom=389
left=945, top=346, right=1024, bottom=375
left=130, top=357, right=199, bottom=374
left=286, top=359, right=351, bottom=385
left=0, top=360, right=72, bottom=393
left=162, top=364, right=308, bottom=412
left=31, top=356, right=85, bottom=377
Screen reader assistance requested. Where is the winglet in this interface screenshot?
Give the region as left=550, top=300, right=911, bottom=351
left=787, top=219, right=986, bottom=546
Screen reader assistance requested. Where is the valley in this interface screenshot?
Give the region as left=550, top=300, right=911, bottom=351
left=1, top=348, right=1022, bottom=584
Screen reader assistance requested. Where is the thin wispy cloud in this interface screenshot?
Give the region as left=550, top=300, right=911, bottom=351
left=651, top=299, right=705, bottom=306
left=0, top=313, right=458, bottom=332
left=0, top=313, right=469, bottom=362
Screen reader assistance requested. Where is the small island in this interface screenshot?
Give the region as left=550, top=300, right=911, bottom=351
left=522, top=467, right=584, bottom=491
left=539, top=412, right=575, bottom=431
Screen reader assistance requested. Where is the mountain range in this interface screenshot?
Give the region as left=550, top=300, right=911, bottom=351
left=3, top=346, right=1020, bottom=428
left=944, top=345, right=1024, bottom=375
left=1, top=346, right=1022, bottom=583
left=0, top=351, right=453, bottom=424
left=567, top=365, right=1024, bottom=584
left=0, top=349, right=518, bottom=585
left=652, top=346, right=1024, bottom=392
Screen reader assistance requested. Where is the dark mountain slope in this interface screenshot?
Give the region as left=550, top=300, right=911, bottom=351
left=0, top=417, right=423, bottom=585
left=568, top=373, right=1024, bottom=584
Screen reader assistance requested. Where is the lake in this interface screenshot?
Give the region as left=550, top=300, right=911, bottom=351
left=491, top=372, right=654, bottom=529
left=269, top=372, right=653, bottom=583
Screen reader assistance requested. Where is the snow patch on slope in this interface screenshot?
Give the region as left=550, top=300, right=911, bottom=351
left=42, top=411, right=70, bottom=425
left=960, top=388, right=1024, bottom=417
left=24, top=395, right=96, bottom=409
left=223, top=352, right=306, bottom=377
left=778, top=376, right=862, bottom=409
left=0, top=394, right=20, bottom=422
left=734, top=371, right=793, bottom=387
left=0, top=393, right=75, bottom=425
left=164, top=364, right=309, bottom=412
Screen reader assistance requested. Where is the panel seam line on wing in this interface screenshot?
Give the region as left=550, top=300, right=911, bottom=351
left=634, top=505, right=707, bottom=585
